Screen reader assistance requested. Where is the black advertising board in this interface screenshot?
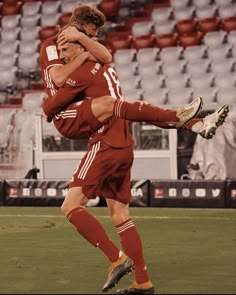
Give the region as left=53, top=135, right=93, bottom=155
left=149, top=180, right=226, bottom=208
left=0, top=180, right=5, bottom=206
left=225, top=179, right=236, bottom=208
left=130, top=179, right=149, bottom=207
left=4, top=179, right=70, bottom=206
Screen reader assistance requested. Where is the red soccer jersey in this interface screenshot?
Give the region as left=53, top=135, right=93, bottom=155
left=42, top=61, right=133, bottom=148
left=39, top=36, right=61, bottom=98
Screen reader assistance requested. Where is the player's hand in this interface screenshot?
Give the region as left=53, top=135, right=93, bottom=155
left=57, top=26, right=84, bottom=46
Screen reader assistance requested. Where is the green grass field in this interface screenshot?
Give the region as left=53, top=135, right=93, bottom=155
left=0, top=206, right=235, bottom=294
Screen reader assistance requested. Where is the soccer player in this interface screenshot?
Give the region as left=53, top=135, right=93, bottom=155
left=41, top=40, right=228, bottom=295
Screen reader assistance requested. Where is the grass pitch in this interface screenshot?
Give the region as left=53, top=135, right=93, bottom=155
left=0, top=206, right=235, bottom=294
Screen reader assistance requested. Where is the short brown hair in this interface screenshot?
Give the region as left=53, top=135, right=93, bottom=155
left=69, top=4, right=106, bottom=28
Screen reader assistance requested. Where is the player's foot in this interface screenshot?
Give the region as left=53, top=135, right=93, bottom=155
left=199, top=104, right=229, bottom=139
left=176, top=96, right=203, bottom=128
left=116, top=280, right=155, bottom=294
left=102, top=254, right=134, bottom=293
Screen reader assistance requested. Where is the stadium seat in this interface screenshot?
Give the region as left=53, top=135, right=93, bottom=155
left=227, top=31, right=236, bottom=47
left=155, top=33, right=179, bottom=49
left=218, top=3, right=236, bottom=19
left=39, top=25, right=60, bottom=42
left=1, top=1, right=22, bottom=15
left=131, top=21, right=154, bottom=38
left=216, top=87, right=236, bottom=105
left=113, top=48, right=137, bottom=65
left=198, top=17, right=221, bottom=33
left=195, top=4, right=218, bottom=20
left=115, top=63, right=138, bottom=80
left=203, top=31, right=227, bottom=48
left=0, top=67, right=18, bottom=92
left=0, top=53, right=18, bottom=68
left=40, top=13, right=60, bottom=27
left=210, top=58, right=235, bottom=75
left=186, top=59, right=211, bottom=76
left=165, top=73, right=190, bottom=90
left=98, top=0, right=121, bottom=21
left=0, top=27, right=21, bottom=42
left=22, top=1, right=41, bottom=16
left=41, top=0, right=61, bottom=15
left=122, top=88, right=143, bottom=102
left=191, top=86, right=218, bottom=104
left=178, top=31, right=203, bottom=48
left=153, top=20, right=176, bottom=36
left=125, top=16, right=151, bottom=27
left=173, top=6, right=195, bottom=21
left=192, top=0, right=212, bottom=8
left=0, top=40, right=19, bottom=56
left=132, top=34, right=156, bottom=49
left=142, top=88, right=168, bottom=105
left=151, top=7, right=173, bottom=24
left=214, top=73, right=236, bottom=89
left=167, top=87, right=193, bottom=105
left=170, top=0, right=190, bottom=9
left=175, top=19, right=198, bottom=36
left=221, top=16, right=236, bottom=32
left=18, top=53, right=40, bottom=78
left=162, top=60, right=187, bottom=77
left=107, top=35, right=133, bottom=53
left=206, top=44, right=233, bottom=61
left=20, top=26, right=40, bottom=41
left=138, top=61, right=163, bottom=77
left=214, top=0, right=233, bottom=6
left=136, top=47, right=159, bottom=65
left=140, top=75, right=165, bottom=91
left=183, top=45, right=207, bottom=63
left=59, top=12, right=72, bottom=27
left=159, top=46, right=183, bottom=63
left=20, top=14, right=41, bottom=27
left=19, top=40, right=40, bottom=55
left=61, top=0, right=78, bottom=14
left=189, top=73, right=215, bottom=89
left=22, top=91, right=47, bottom=112
left=1, top=14, right=21, bottom=30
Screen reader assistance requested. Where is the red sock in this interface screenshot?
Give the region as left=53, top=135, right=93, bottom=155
left=67, top=207, right=120, bottom=262
left=185, top=118, right=203, bottom=131
left=116, top=219, right=150, bottom=284
left=113, top=100, right=178, bottom=123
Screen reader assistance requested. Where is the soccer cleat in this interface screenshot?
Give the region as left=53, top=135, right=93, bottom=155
left=116, top=281, right=155, bottom=294
left=102, top=254, right=134, bottom=293
left=199, top=104, right=229, bottom=139
left=176, top=96, right=203, bottom=128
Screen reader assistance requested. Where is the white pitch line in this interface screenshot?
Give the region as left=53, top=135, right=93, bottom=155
left=0, top=214, right=235, bottom=220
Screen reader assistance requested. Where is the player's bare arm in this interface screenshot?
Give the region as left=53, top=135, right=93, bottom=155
left=57, top=26, right=112, bottom=64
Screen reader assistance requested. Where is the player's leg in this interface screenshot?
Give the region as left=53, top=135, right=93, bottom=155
left=61, top=165, right=122, bottom=267
left=91, top=95, right=203, bottom=128
left=106, top=199, right=154, bottom=294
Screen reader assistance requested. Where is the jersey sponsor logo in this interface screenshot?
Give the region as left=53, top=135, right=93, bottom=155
left=46, top=45, right=58, bottom=61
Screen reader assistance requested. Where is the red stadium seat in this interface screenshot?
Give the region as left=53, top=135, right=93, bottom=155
left=59, top=12, right=72, bottom=27
left=1, top=1, right=22, bottom=15
left=198, top=17, right=221, bottom=33
left=175, top=19, right=198, bottom=36
left=221, top=16, right=236, bottom=32
left=155, top=33, right=179, bottom=49
left=179, top=31, right=203, bottom=48
left=125, top=16, right=151, bottom=27
left=98, top=0, right=120, bottom=21
left=39, top=25, right=60, bottom=42
left=107, top=35, right=133, bottom=54
left=132, top=34, right=155, bottom=50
